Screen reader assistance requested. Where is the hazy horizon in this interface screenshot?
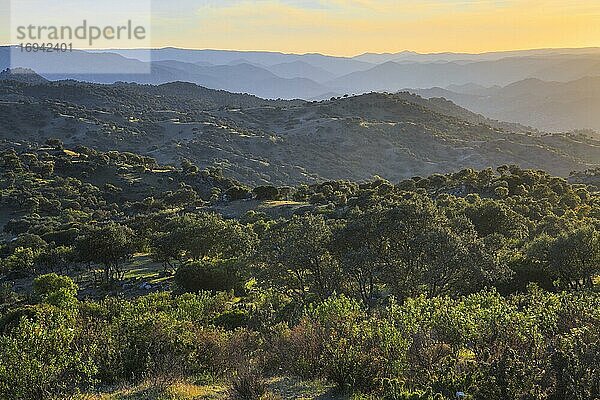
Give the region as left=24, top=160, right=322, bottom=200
left=42, top=45, right=600, bottom=58
left=3, top=44, right=600, bottom=60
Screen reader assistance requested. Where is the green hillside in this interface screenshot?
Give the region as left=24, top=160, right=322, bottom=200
left=1, top=79, right=598, bottom=186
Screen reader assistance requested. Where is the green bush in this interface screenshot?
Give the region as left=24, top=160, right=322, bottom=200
left=225, top=185, right=252, bottom=201
left=0, top=305, right=96, bottom=400
left=253, top=186, right=280, bottom=200
left=33, top=274, right=78, bottom=309
left=175, top=260, right=240, bottom=293
left=551, top=326, right=600, bottom=399
left=214, top=309, right=250, bottom=330
left=33, top=273, right=78, bottom=300
left=320, top=316, right=408, bottom=392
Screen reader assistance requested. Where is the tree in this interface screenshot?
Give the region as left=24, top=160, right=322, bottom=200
left=180, top=159, right=199, bottom=175
left=8, top=233, right=47, bottom=254
left=368, top=198, right=443, bottom=299
left=163, top=187, right=198, bottom=207
left=417, top=221, right=503, bottom=297
left=157, top=213, right=256, bottom=263
left=464, top=199, right=529, bottom=239
left=253, top=186, right=280, bottom=201
left=256, top=214, right=341, bottom=301
left=339, top=198, right=505, bottom=301
left=151, top=231, right=182, bottom=273
left=548, top=226, right=600, bottom=289
left=508, top=235, right=556, bottom=292
left=0, top=149, right=22, bottom=172
left=36, top=246, right=76, bottom=274
left=333, top=212, right=390, bottom=307
left=76, top=223, right=137, bottom=282
left=224, top=185, right=252, bottom=201
left=45, top=138, right=64, bottom=149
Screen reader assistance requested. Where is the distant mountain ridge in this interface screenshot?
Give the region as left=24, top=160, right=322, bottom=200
left=411, top=76, right=600, bottom=132
left=329, top=55, right=600, bottom=91
left=353, top=47, right=600, bottom=63
left=2, top=46, right=599, bottom=131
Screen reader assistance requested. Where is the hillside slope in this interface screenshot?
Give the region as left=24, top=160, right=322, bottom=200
left=0, top=79, right=598, bottom=185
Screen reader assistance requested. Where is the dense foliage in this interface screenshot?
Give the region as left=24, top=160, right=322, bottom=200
left=1, top=144, right=599, bottom=399
left=1, top=281, right=598, bottom=399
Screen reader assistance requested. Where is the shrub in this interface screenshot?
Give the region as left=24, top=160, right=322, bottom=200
left=112, top=312, right=201, bottom=383
left=0, top=283, right=19, bottom=308
left=214, top=309, right=250, bottom=330
left=278, top=319, right=324, bottom=379
left=226, top=185, right=253, bottom=201
left=33, top=273, right=78, bottom=300
left=280, top=296, right=409, bottom=392
left=253, top=186, right=279, bottom=201
left=551, top=326, right=600, bottom=399
left=175, top=260, right=240, bottom=293
left=321, top=316, right=408, bottom=392
left=229, top=363, right=268, bottom=400
left=33, top=274, right=78, bottom=309
left=0, top=305, right=96, bottom=400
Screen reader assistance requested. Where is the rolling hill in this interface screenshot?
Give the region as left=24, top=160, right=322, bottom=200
left=0, top=76, right=598, bottom=185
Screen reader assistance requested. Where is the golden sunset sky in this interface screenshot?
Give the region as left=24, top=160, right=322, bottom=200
left=149, top=0, right=600, bottom=55
left=2, top=0, right=599, bottom=55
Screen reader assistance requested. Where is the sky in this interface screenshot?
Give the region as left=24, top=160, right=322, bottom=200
left=1, top=0, right=599, bottom=55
